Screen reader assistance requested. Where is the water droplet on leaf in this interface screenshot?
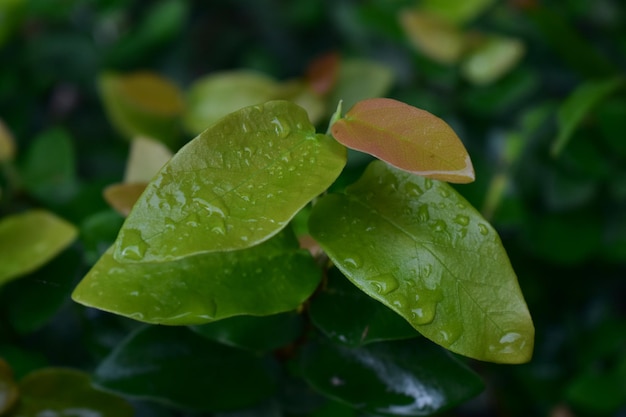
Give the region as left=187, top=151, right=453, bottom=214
left=417, top=205, right=430, bottom=222
left=405, top=182, right=424, bottom=196
left=478, top=223, right=489, bottom=235
left=368, top=273, right=399, bottom=295
left=119, top=229, right=147, bottom=261
left=343, top=255, right=363, bottom=269
left=454, top=214, right=470, bottom=226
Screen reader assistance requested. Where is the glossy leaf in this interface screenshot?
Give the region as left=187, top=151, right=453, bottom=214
left=0, top=210, right=77, bottom=286
left=183, top=70, right=281, bottom=134
left=399, top=10, right=465, bottom=65
left=190, top=312, right=302, bottom=353
left=124, top=136, right=173, bottom=183
left=299, top=338, right=484, bottom=416
left=327, top=59, right=394, bottom=113
left=20, top=128, right=77, bottom=203
left=552, top=77, right=624, bottom=156
left=15, top=368, right=134, bottom=417
left=113, top=100, right=346, bottom=263
left=94, top=325, right=276, bottom=411
left=461, top=35, right=525, bottom=85
left=73, top=229, right=321, bottom=325
left=103, top=182, right=147, bottom=217
left=309, top=161, right=534, bottom=363
left=0, top=119, right=16, bottom=162
left=99, top=71, right=184, bottom=147
left=310, top=267, right=418, bottom=347
left=331, top=98, right=474, bottom=183
left=0, top=359, right=18, bottom=415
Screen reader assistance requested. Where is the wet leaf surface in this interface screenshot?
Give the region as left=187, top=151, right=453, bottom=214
left=309, top=161, right=534, bottom=363
left=299, top=337, right=484, bottom=416
left=94, top=325, right=276, bottom=411
left=0, top=210, right=77, bottom=286
left=114, top=100, right=346, bottom=263
left=331, top=98, right=474, bottom=183
left=309, top=267, right=418, bottom=347
left=73, top=229, right=321, bottom=325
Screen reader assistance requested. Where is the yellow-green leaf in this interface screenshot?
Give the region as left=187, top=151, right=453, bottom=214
left=113, top=100, right=346, bottom=263
left=124, top=136, right=173, bottom=183
left=0, top=210, right=77, bottom=286
left=183, top=70, right=281, bottom=135
left=399, top=9, right=466, bottom=65
left=99, top=71, right=184, bottom=147
left=331, top=98, right=474, bottom=183
left=461, top=35, right=525, bottom=85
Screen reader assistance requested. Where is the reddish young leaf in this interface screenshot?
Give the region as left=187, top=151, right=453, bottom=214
left=305, top=52, right=340, bottom=96
left=331, top=98, right=475, bottom=183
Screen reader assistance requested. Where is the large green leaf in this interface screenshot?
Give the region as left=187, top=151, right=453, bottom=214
left=113, top=100, right=346, bottom=263
left=14, top=368, right=134, bottom=417
left=309, top=161, right=534, bottom=363
left=0, top=210, right=77, bottom=286
left=309, top=267, right=418, bottom=347
left=94, top=325, right=276, bottom=411
left=73, top=229, right=321, bottom=325
left=299, top=338, right=484, bottom=416
left=551, top=77, right=624, bottom=156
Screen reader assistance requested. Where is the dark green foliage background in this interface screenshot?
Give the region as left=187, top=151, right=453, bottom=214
left=1, top=0, right=626, bottom=416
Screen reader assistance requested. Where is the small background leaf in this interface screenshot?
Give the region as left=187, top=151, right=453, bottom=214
left=0, top=210, right=77, bottom=286
left=183, top=70, right=281, bottom=135
left=0, top=119, right=16, bottom=162
left=331, top=98, right=474, bottom=183
left=0, top=359, right=18, bottom=415
left=73, top=229, right=321, bottom=325
left=94, top=325, right=277, bottom=411
left=461, top=35, right=525, bottom=85
left=309, top=161, right=534, bottom=363
left=419, top=0, right=496, bottom=25
left=123, top=136, right=173, bottom=183
left=103, top=183, right=147, bottom=217
left=552, top=77, right=624, bottom=156
left=99, top=71, right=184, bottom=147
left=14, top=368, right=134, bottom=417
left=299, top=337, right=484, bottom=416
left=327, top=59, right=394, bottom=113
left=114, top=100, right=346, bottom=263
left=19, top=128, right=78, bottom=204
left=309, top=267, right=418, bottom=347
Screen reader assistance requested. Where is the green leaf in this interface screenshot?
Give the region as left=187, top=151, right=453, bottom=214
left=20, top=128, right=77, bottom=203
left=551, top=77, right=624, bottom=156
left=124, top=136, right=173, bottom=183
left=0, top=359, right=18, bottom=416
left=461, top=35, right=525, bottom=85
left=1, top=248, right=80, bottom=334
left=73, top=229, right=321, bottom=325
left=0, top=210, right=77, bottom=286
left=299, top=338, right=484, bottom=416
left=190, top=312, right=302, bottom=353
left=327, top=59, right=394, bottom=113
left=419, top=0, right=496, bottom=24
left=309, top=161, right=534, bottom=363
left=399, top=10, right=465, bottom=65
left=114, top=100, right=346, bottom=263
left=309, top=267, right=418, bottom=347
left=99, top=71, right=184, bottom=147
left=94, top=325, right=276, bottom=411
left=183, top=70, right=281, bottom=135
left=330, top=98, right=474, bottom=183
left=0, top=119, right=16, bottom=162
left=15, top=368, right=134, bottom=417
